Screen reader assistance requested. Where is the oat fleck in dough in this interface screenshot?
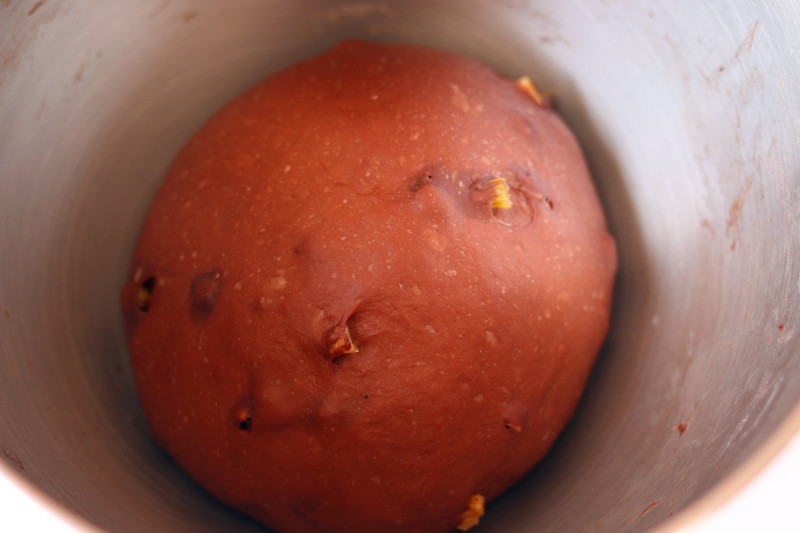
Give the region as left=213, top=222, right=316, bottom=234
left=121, top=40, right=617, bottom=533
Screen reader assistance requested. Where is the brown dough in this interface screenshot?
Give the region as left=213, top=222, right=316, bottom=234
left=122, top=40, right=617, bottom=533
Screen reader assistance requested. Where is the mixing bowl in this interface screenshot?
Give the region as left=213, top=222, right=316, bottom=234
left=1, top=1, right=798, bottom=531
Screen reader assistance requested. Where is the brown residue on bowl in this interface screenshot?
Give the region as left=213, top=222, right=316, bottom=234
left=637, top=500, right=660, bottom=519
left=673, top=406, right=695, bottom=436
left=1, top=446, right=26, bottom=471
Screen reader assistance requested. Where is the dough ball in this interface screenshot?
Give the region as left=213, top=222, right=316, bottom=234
left=122, top=40, right=617, bottom=533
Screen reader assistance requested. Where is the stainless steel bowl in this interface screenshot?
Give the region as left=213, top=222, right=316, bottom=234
left=1, top=1, right=799, bottom=531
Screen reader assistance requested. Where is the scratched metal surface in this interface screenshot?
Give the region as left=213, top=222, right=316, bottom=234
left=0, top=1, right=798, bottom=532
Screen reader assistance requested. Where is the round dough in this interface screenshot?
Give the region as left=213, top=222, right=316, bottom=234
left=122, top=40, right=616, bottom=533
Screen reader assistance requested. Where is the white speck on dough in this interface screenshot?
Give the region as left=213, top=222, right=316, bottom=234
left=270, top=276, right=287, bottom=290
left=450, top=83, right=470, bottom=113
left=485, top=331, right=498, bottom=346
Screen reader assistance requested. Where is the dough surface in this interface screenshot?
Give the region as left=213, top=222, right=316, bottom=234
left=122, top=40, right=617, bottom=533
